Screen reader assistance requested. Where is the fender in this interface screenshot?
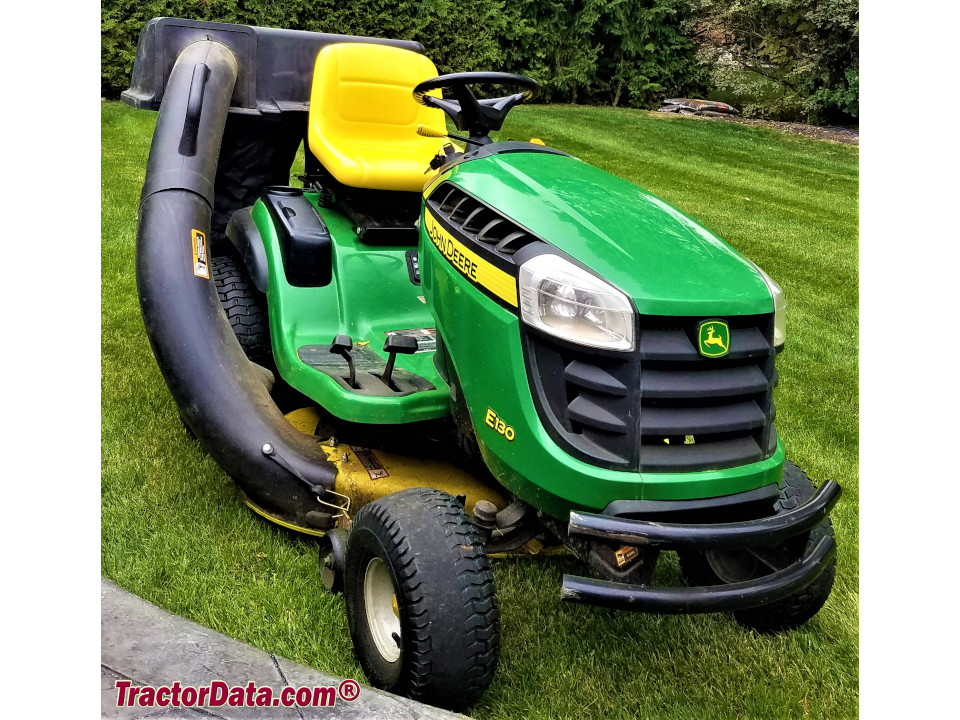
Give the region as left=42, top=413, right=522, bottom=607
left=226, top=206, right=269, bottom=292
left=226, top=187, right=336, bottom=293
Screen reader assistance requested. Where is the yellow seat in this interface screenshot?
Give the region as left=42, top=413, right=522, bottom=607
left=307, top=43, right=449, bottom=192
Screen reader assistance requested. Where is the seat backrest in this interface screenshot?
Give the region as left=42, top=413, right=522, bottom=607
left=307, top=43, right=447, bottom=191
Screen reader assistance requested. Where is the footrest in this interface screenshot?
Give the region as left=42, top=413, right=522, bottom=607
left=298, top=344, right=435, bottom=396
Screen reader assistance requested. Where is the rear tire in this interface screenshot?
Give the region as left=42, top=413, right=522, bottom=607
left=679, top=460, right=837, bottom=633
left=211, top=254, right=271, bottom=364
left=343, top=488, right=499, bottom=711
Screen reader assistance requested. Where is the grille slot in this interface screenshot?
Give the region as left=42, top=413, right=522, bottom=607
left=428, top=182, right=538, bottom=256
left=639, top=436, right=765, bottom=470
left=449, top=195, right=475, bottom=223
left=641, top=401, right=767, bottom=436
left=462, top=206, right=494, bottom=233
left=477, top=218, right=507, bottom=243
left=436, top=185, right=463, bottom=213
left=568, top=395, right=630, bottom=433
left=641, top=365, right=769, bottom=400
left=564, top=361, right=628, bottom=396
left=639, top=327, right=769, bottom=362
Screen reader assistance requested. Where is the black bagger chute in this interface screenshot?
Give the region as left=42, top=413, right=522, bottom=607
left=123, top=18, right=425, bottom=527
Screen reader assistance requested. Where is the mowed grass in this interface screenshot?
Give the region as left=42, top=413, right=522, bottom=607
left=102, top=101, right=858, bottom=719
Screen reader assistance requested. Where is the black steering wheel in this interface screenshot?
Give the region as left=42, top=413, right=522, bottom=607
left=413, top=72, right=538, bottom=142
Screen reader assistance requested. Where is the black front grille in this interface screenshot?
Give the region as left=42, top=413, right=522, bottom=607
left=523, top=313, right=778, bottom=473
left=636, top=314, right=777, bottom=472
left=429, top=183, right=538, bottom=256
left=523, top=331, right=640, bottom=467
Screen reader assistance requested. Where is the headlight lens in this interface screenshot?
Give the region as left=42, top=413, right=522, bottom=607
left=753, top=265, right=785, bottom=347
left=518, top=254, right=635, bottom=351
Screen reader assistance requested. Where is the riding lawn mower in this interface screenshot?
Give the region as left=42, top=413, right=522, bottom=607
left=121, top=17, right=842, bottom=711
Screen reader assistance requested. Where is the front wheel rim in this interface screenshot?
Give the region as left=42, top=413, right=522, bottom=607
left=363, top=557, right=401, bottom=663
left=319, top=550, right=337, bottom=591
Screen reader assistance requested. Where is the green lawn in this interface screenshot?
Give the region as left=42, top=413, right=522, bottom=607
left=102, top=101, right=858, bottom=720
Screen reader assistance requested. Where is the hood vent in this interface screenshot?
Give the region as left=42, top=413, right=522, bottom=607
left=430, top=183, right=537, bottom=256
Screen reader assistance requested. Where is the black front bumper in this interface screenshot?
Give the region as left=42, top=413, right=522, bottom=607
left=560, top=480, right=841, bottom=613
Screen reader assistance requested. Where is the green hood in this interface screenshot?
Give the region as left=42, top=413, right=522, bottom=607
left=444, top=151, right=772, bottom=316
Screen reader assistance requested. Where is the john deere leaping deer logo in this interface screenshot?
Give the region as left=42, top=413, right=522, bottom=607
left=697, top=320, right=731, bottom=358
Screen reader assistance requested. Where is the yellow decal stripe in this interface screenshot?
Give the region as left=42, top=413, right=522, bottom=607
left=423, top=208, right=518, bottom=307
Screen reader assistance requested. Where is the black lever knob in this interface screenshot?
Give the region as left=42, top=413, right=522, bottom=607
left=331, top=334, right=352, bottom=354
left=330, top=334, right=357, bottom=388
left=382, top=335, right=418, bottom=389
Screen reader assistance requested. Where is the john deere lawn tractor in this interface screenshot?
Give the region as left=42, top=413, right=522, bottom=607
left=123, top=17, right=841, bottom=711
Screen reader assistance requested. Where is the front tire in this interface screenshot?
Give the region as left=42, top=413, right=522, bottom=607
left=680, top=460, right=837, bottom=633
left=343, top=488, right=499, bottom=711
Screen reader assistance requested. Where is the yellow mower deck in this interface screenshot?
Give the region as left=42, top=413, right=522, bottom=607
left=240, top=408, right=565, bottom=557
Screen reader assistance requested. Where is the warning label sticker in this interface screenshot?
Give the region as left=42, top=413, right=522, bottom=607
left=615, top=545, right=639, bottom=568
left=385, top=327, right=436, bottom=353
left=351, top=447, right=389, bottom=480
left=191, top=229, right=209, bottom=279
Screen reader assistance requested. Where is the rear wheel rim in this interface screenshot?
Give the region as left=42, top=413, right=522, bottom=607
left=363, top=557, right=401, bottom=663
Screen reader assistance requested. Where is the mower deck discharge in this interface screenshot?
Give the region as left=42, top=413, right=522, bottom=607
left=123, top=17, right=843, bottom=712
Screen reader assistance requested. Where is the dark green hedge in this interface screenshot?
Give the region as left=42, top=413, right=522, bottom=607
left=103, top=1, right=511, bottom=98
left=100, top=0, right=704, bottom=108
left=499, top=0, right=705, bottom=108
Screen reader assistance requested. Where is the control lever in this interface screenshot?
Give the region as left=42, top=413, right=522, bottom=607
left=381, top=335, right=419, bottom=390
left=330, top=335, right=357, bottom=388
left=417, top=123, right=482, bottom=146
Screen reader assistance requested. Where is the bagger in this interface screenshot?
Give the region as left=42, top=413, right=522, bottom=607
left=122, top=17, right=841, bottom=712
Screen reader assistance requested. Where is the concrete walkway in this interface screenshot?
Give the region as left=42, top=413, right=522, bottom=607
left=101, top=578, right=467, bottom=719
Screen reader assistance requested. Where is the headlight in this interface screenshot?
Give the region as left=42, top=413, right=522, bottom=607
left=753, top=264, right=786, bottom=348
left=518, top=254, right=635, bottom=351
